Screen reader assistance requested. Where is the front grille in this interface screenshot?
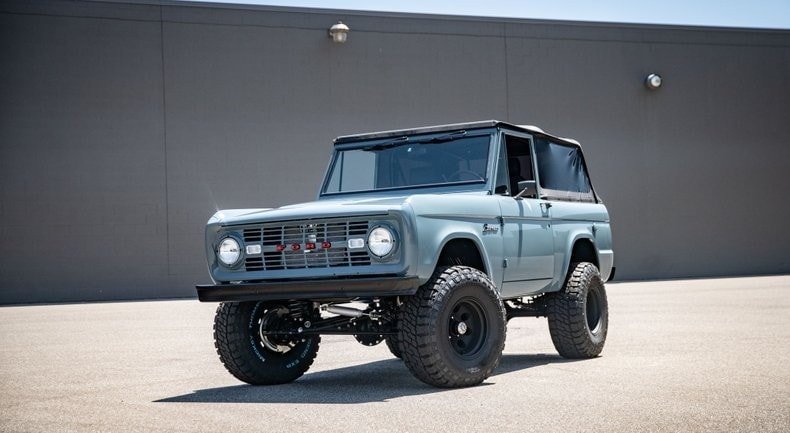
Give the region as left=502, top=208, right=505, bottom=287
left=241, top=219, right=373, bottom=271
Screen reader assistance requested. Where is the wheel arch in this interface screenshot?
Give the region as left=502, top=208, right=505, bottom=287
left=562, top=234, right=599, bottom=277
left=433, top=235, right=492, bottom=277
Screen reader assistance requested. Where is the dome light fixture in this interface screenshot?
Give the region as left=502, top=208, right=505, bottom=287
left=645, top=73, right=663, bottom=90
left=329, top=21, right=350, bottom=43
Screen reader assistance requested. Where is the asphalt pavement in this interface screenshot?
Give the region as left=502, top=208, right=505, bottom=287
left=1, top=276, right=789, bottom=433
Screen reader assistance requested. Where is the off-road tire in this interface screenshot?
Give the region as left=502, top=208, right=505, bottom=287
left=213, top=301, right=320, bottom=385
left=547, top=262, right=608, bottom=358
left=385, top=303, right=403, bottom=359
left=398, top=266, right=506, bottom=388
left=385, top=334, right=402, bottom=359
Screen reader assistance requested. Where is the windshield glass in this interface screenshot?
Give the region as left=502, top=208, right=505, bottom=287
left=323, top=134, right=492, bottom=194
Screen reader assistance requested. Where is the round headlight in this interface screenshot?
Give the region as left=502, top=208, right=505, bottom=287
left=368, top=227, right=395, bottom=257
left=217, top=237, right=241, bottom=266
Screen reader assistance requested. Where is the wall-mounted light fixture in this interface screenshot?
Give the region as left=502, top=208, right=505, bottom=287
left=645, top=73, right=662, bottom=90
left=329, top=21, right=350, bottom=43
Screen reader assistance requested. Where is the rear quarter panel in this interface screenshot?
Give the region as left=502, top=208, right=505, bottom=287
left=547, top=201, right=613, bottom=291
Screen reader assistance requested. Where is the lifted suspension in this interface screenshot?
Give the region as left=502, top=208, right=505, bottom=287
left=259, top=299, right=399, bottom=337
left=505, top=295, right=550, bottom=320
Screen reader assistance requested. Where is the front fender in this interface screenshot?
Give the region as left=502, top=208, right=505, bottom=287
left=414, top=220, right=502, bottom=288
left=403, top=193, right=504, bottom=288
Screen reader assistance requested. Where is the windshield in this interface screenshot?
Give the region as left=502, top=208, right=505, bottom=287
left=322, top=134, right=492, bottom=194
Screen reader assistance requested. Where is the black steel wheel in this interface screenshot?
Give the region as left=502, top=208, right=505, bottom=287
left=399, top=266, right=506, bottom=388
left=546, top=262, right=609, bottom=358
left=448, top=298, right=487, bottom=357
left=213, top=301, right=320, bottom=385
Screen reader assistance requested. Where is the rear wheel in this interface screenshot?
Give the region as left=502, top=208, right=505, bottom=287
left=213, top=301, right=320, bottom=385
left=399, top=266, right=506, bottom=387
left=546, top=262, right=608, bottom=358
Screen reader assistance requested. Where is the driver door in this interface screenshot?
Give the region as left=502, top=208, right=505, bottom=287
left=495, top=133, right=555, bottom=297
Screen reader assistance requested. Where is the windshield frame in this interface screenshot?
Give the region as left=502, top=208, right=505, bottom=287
left=319, top=129, right=497, bottom=197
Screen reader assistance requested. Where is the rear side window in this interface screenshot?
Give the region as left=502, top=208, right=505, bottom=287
left=534, top=138, right=594, bottom=201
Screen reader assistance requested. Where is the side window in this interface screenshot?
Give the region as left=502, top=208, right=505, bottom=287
left=534, top=138, right=593, bottom=201
left=504, top=135, right=535, bottom=196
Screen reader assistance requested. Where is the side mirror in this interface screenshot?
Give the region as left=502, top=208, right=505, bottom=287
left=494, top=185, right=508, bottom=195
left=514, top=180, right=537, bottom=199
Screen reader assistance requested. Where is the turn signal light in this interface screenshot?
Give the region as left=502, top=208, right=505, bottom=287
left=322, top=241, right=332, bottom=249
left=291, top=243, right=301, bottom=251
left=275, top=244, right=285, bottom=252
left=305, top=242, right=316, bottom=250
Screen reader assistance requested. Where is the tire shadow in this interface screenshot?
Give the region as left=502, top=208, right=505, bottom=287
left=155, top=353, right=583, bottom=404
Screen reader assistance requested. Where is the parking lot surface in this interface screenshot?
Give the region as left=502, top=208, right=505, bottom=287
left=1, top=276, right=789, bottom=433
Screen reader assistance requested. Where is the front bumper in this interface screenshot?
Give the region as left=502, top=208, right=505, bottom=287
left=196, top=275, right=420, bottom=302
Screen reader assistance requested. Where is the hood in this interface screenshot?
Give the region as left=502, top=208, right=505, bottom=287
left=209, top=195, right=412, bottom=226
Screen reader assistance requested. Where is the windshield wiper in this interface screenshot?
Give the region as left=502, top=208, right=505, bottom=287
left=420, top=130, right=467, bottom=143
left=362, top=136, right=410, bottom=151
left=361, top=130, right=469, bottom=151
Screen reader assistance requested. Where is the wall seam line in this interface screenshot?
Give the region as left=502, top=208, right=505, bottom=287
left=503, top=23, right=510, bottom=121
left=159, top=5, right=171, bottom=288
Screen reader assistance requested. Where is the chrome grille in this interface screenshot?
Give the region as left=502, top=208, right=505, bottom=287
left=241, top=219, right=372, bottom=271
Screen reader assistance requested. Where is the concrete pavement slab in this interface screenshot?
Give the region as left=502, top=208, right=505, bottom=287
left=1, top=276, right=789, bottom=432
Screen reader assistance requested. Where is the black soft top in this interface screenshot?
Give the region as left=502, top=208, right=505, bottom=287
left=333, top=120, right=582, bottom=148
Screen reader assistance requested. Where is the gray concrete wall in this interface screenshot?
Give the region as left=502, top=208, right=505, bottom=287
left=1, top=0, right=789, bottom=303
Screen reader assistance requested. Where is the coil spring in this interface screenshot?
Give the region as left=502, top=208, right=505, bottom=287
left=286, top=300, right=313, bottom=321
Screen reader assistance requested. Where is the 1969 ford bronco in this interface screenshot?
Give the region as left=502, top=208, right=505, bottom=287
left=197, top=120, right=614, bottom=388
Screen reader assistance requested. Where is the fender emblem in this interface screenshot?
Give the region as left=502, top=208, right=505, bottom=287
left=483, top=223, right=499, bottom=234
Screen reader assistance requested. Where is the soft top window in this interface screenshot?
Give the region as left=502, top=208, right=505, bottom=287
left=534, top=138, right=595, bottom=202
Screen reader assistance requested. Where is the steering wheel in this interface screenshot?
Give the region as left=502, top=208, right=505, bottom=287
left=446, top=169, right=485, bottom=182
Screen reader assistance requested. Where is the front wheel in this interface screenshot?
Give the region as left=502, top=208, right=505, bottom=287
left=546, top=262, right=609, bottom=358
left=213, top=301, right=320, bottom=385
left=385, top=334, right=402, bottom=359
left=398, top=266, right=506, bottom=388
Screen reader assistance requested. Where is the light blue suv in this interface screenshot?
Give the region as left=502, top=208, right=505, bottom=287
left=197, top=120, right=614, bottom=388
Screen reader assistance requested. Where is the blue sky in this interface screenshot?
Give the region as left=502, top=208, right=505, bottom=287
left=186, top=0, right=790, bottom=29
